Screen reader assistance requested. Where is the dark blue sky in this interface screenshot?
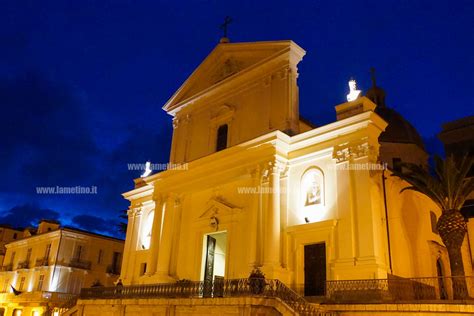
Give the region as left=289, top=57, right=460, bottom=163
left=0, top=0, right=472, bottom=237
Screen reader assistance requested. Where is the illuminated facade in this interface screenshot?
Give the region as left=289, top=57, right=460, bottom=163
left=119, top=40, right=461, bottom=288
left=71, top=39, right=473, bottom=314
left=0, top=220, right=124, bottom=315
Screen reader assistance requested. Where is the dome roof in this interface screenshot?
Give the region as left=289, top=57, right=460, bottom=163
left=365, top=72, right=425, bottom=150
left=374, top=106, right=425, bottom=149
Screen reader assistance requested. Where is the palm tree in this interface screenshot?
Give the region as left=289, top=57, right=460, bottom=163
left=391, top=155, right=474, bottom=299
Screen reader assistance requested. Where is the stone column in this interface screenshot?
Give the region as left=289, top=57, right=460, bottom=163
left=169, top=196, right=183, bottom=277
left=146, top=197, right=163, bottom=276
left=263, top=161, right=282, bottom=267
left=121, top=207, right=142, bottom=282
left=279, top=166, right=289, bottom=268
left=156, top=195, right=176, bottom=281
left=247, top=166, right=261, bottom=269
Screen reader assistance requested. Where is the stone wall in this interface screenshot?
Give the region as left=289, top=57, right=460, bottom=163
left=69, top=297, right=295, bottom=316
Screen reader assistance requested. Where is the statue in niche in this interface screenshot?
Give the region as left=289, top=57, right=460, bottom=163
left=305, top=174, right=321, bottom=206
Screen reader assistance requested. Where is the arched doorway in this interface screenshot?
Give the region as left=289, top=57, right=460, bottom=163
left=436, top=257, right=448, bottom=299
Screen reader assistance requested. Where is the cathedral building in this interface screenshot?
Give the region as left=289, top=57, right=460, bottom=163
left=71, top=39, right=472, bottom=315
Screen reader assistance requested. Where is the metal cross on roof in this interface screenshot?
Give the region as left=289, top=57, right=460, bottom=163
left=220, top=16, right=232, bottom=38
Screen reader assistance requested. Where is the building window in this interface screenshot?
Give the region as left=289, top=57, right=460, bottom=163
left=216, top=124, right=228, bottom=152
left=74, top=245, right=83, bottom=260
left=392, top=158, right=402, bottom=172
left=97, top=249, right=103, bottom=264
left=26, top=248, right=32, bottom=262
left=140, top=262, right=147, bottom=276
left=19, top=277, right=25, bottom=291
left=37, top=275, right=44, bottom=291
left=13, top=233, right=17, bottom=239
left=430, top=211, right=439, bottom=234
left=10, top=252, right=15, bottom=265
left=45, top=244, right=51, bottom=259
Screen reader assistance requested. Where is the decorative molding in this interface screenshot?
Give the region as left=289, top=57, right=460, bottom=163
left=260, top=160, right=288, bottom=182
left=262, top=76, right=271, bottom=87
left=248, top=165, right=261, bottom=180
left=333, top=137, right=377, bottom=163
left=172, top=113, right=191, bottom=130
left=198, top=196, right=242, bottom=219
left=210, top=104, right=235, bottom=126
left=128, top=207, right=142, bottom=217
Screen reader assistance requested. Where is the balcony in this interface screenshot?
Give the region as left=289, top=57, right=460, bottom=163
left=0, top=291, right=77, bottom=306
left=106, top=265, right=121, bottom=275
left=17, top=260, right=30, bottom=269
left=68, top=258, right=91, bottom=270
left=0, top=264, right=12, bottom=272
left=35, top=257, right=50, bottom=267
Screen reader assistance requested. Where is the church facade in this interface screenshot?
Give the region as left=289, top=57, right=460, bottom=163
left=118, top=39, right=459, bottom=297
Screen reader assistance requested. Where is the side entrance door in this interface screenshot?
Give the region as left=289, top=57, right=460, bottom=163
left=304, top=243, right=326, bottom=296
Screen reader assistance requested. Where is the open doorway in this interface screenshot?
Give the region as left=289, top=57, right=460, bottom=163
left=201, top=231, right=227, bottom=297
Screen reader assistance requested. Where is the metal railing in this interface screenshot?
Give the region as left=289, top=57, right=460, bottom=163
left=68, top=258, right=91, bottom=270
left=17, top=260, right=30, bottom=269
left=0, top=291, right=76, bottom=305
left=35, top=257, right=50, bottom=267
left=326, top=275, right=474, bottom=303
left=0, top=264, right=12, bottom=271
left=80, top=278, right=334, bottom=316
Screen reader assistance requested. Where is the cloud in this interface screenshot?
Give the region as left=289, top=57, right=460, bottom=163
left=71, top=214, right=123, bottom=238
left=0, top=204, right=60, bottom=228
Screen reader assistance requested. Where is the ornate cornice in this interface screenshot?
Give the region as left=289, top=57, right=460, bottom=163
left=172, top=114, right=192, bottom=129
left=333, top=137, right=377, bottom=163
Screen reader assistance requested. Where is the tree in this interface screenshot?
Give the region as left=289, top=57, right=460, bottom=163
left=392, top=155, right=474, bottom=299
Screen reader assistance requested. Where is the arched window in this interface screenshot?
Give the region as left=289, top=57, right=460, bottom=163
left=216, top=124, right=228, bottom=152
left=140, top=210, right=154, bottom=250
left=301, top=168, right=324, bottom=207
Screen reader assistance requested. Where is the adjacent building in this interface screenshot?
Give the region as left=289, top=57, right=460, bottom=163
left=0, top=220, right=124, bottom=316
left=0, top=226, right=23, bottom=266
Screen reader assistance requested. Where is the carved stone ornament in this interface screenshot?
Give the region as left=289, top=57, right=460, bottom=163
left=333, top=138, right=377, bottom=163
left=260, top=160, right=288, bottom=183
left=128, top=207, right=142, bottom=217
left=210, top=216, right=219, bottom=231
left=172, top=118, right=179, bottom=129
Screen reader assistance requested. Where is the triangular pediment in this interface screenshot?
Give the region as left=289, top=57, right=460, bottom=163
left=199, top=197, right=241, bottom=219
left=163, top=40, right=305, bottom=114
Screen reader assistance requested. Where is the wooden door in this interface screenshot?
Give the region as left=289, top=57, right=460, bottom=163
left=304, top=243, right=326, bottom=296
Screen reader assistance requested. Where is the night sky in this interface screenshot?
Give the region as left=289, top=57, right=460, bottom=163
left=1, top=1, right=472, bottom=238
